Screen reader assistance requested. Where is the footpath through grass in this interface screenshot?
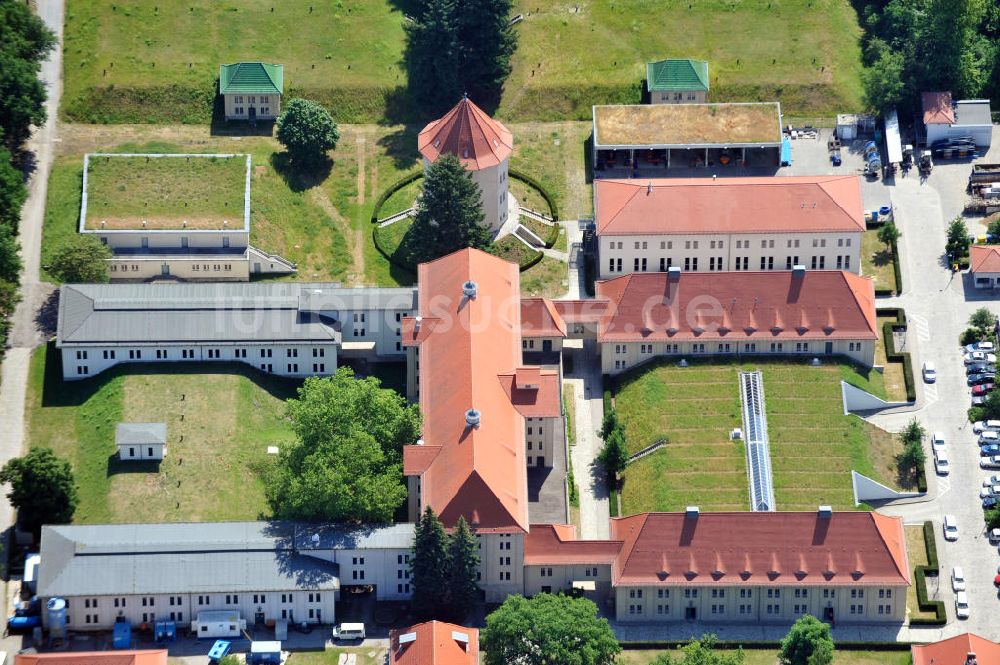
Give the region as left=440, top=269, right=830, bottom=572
left=25, top=345, right=298, bottom=524
left=617, top=358, right=895, bottom=514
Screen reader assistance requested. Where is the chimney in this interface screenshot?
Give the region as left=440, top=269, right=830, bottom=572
left=668, top=266, right=682, bottom=281
left=453, top=631, right=470, bottom=651
left=398, top=631, right=417, bottom=646
left=462, top=280, right=478, bottom=300
left=792, top=264, right=806, bottom=278
left=646, top=181, right=653, bottom=195
left=818, top=505, right=832, bottom=518
left=414, top=315, right=423, bottom=332
left=685, top=506, right=699, bottom=519
left=465, top=408, right=481, bottom=428
left=416, top=438, right=424, bottom=446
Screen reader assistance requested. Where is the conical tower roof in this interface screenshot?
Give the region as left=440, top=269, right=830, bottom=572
left=418, top=97, right=513, bottom=171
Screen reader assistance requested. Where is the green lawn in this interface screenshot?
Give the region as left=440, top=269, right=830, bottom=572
left=286, top=649, right=386, bottom=665
left=862, top=230, right=899, bottom=294
left=378, top=177, right=423, bottom=219
left=617, top=359, right=896, bottom=514
left=617, top=649, right=911, bottom=665
left=25, top=344, right=298, bottom=524
left=62, top=0, right=863, bottom=124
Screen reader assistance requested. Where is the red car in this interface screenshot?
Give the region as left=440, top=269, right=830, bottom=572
left=972, top=383, right=995, bottom=396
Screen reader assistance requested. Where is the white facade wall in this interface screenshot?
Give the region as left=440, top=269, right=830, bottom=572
left=295, top=547, right=415, bottom=601
left=614, top=584, right=905, bottom=624
left=523, top=563, right=612, bottom=596
left=525, top=416, right=557, bottom=468
left=224, top=94, right=281, bottom=121
left=61, top=343, right=339, bottom=381
left=973, top=271, right=1000, bottom=288
left=521, top=337, right=563, bottom=353
left=599, top=231, right=862, bottom=279
left=94, top=230, right=250, bottom=251
left=602, top=339, right=876, bottom=375
left=479, top=532, right=524, bottom=603
left=341, top=308, right=412, bottom=358
left=54, top=589, right=336, bottom=632
left=108, top=257, right=249, bottom=282
left=117, top=441, right=166, bottom=461
left=651, top=90, right=707, bottom=104
left=424, top=157, right=509, bottom=234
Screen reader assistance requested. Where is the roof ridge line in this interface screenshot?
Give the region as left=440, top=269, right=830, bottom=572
left=600, top=182, right=646, bottom=234
left=815, top=177, right=863, bottom=229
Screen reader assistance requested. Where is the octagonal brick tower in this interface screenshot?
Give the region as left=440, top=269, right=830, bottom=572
left=418, top=97, right=514, bottom=234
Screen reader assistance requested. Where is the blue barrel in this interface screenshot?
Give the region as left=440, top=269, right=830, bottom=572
left=46, top=597, right=67, bottom=638
left=871, top=210, right=878, bottom=222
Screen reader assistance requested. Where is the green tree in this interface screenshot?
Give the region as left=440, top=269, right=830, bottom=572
left=482, top=594, right=621, bottom=665
left=900, top=418, right=925, bottom=445
left=275, top=98, right=340, bottom=167
left=411, top=506, right=450, bottom=620
left=597, top=425, right=630, bottom=483
left=0, top=224, right=22, bottom=283
left=407, top=153, right=490, bottom=264
left=989, top=216, right=1000, bottom=240
left=0, top=448, right=78, bottom=538
left=862, top=42, right=907, bottom=113
left=599, top=407, right=619, bottom=439
left=0, top=279, right=20, bottom=345
left=0, top=50, right=49, bottom=151
left=0, top=0, right=58, bottom=64
left=0, top=141, right=27, bottom=229
left=779, top=615, right=834, bottom=665
left=49, top=235, right=112, bottom=283
left=971, top=386, right=1000, bottom=422
left=447, top=516, right=481, bottom=621
left=969, top=307, right=997, bottom=333
left=404, top=0, right=461, bottom=112
left=457, top=0, right=518, bottom=102
left=985, top=506, right=1000, bottom=531
left=265, top=369, right=419, bottom=522
left=876, top=221, right=900, bottom=252
left=650, top=635, right=746, bottom=665
left=899, top=440, right=926, bottom=479
left=946, top=217, right=970, bottom=260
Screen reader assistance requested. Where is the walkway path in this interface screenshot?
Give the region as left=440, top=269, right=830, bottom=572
left=564, top=339, right=610, bottom=539
left=0, top=0, right=65, bottom=528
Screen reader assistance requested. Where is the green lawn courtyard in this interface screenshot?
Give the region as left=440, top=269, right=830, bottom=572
left=25, top=344, right=299, bottom=524
left=615, top=358, right=899, bottom=515
left=62, top=0, right=864, bottom=124
left=862, top=229, right=899, bottom=294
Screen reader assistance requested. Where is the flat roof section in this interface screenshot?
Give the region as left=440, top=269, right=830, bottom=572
left=593, top=102, right=782, bottom=148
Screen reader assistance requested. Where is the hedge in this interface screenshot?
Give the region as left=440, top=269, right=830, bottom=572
left=373, top=224, right=542, bottom=273
left=370, top=171, right=423, bottom=223
left=509, top=169, right=559, bottom=221
left=910, top=520, right=946, bottom=625
left=867, top=219, right=903, bottom=296
left=876, top=307, right=917, bottom=403
left=583, top=253, right=597, bottom=296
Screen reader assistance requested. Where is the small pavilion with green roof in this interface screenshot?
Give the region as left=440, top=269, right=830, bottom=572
left=646, top=58, right=709, bottom=104
left=219, top=62, right=284, bottom=121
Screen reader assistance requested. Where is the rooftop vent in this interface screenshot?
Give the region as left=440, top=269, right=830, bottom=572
left=685, top=506, right=699, bottom=518
left=462, top=280, right=478, bottom=300
left=818, top=505, right=833, bottom=518
left=453, top=631, right=470, bottom=651
left=399, top=631, right=417, bottom=645
left=667, top=266, right=682, bottom=280
left=465, top=408, right=481, bottom=428
left=792, top=264, right=806, bottom=277
left=646, top=181, right=653, bottom=195
left=414, top=315, right=423, bottom=332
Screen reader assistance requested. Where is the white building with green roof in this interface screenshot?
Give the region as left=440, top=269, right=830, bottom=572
left=646, top=58, right=709, bottom=104
left=219, top=62, right=283, bottom=121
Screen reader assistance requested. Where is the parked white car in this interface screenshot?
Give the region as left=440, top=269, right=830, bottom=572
left=952, top=566, right=967, bottom=592
left=988, top=528, right=1000, bottom=544
left=922, top=362, right=937, bottom=383
left=934, top=448, right=950, bottom=475
left=967, top=341, right=996, bottom=353
left=980, top=431, right=1000, bottom=444
left=943, top=515, right=959, bottom=541
left=981, top=456, right=1000, bottom=469
left=955, top=591, right=970, bottom=619
left=931, top=432, right=946, bottom=451
left=984, top=475, right=1000, bottom=486
left=980, top=485, right=1000, bottom=499
left=965, top=351, right=998, bottom=365
left=973, top=420, right=1000, bottom=433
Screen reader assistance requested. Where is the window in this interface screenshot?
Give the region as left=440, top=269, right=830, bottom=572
left=629, top=589, right=643, bottom=598
left=76, top=350, right=87, bottom=360
left=843, top=256, right=850, bottom=270
left=287, top=363, right=298, bottom=373
left=286, top=348, right=298, bottom=358
left=641, top=258, right=647, bottom=271
left=77, top=366, right=89, bottom=375
left=658, top=589, right=669, bottom=598
left=770, top=342, right=783, bottom=352
left=684, top=589, right=697, bottom=598
left=129, top=349, right=142, bottom=360
left=103, top=350, right=116, bottom=360
left=634, top=258, right=640, bottom=272
left=740, top=589, right=751, bottom=598
left=313, top=348, right=325, bottom=357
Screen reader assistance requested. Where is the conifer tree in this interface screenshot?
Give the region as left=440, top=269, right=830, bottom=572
left=456, top=0, right=518, bottom=103
left=447, top=516, right=481, bottom=621
left=410, top=506, right=450, bottom=620
left=404, top=0, right=461, bottom=112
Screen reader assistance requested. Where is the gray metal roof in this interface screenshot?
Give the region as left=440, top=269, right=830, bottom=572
left=38, top=521, right=414, bottom=598
left=116, top=422, right=167, bottom=446
left=56, top=283, right=411, bottom=346
left=955, top=100, right=992, bottom=127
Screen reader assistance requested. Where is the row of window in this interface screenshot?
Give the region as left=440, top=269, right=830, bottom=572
left=609, top=238, right=853, bottom=251
left=616, top=341, right=862, bottom=357
left=232, top=96, right=272, bottom=104
left=626, top=587, right=890, bottom=600
left=232, top=107, right=271, bottom=116
left=610, top=255, right=852, bottom=274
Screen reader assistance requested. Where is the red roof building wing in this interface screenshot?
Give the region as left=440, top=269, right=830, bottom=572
left=595, top=271, right=877, bottom=343
left=499, top=370, right=562, bottom=418
left=609, top=512, right=910, bottom=587
left=390, top=621, right=479, bottom=665
left=15, top=651, right=168, bottom=665
left=403, top=445, right=442, bottom=475
left=912, top=634, right=1000, bottom=665
left=406, top=249, right=529, bottom=532
left=552, top=299, right=611, bottom=324
left=524, top=524, right=624, bottom=566
left=595, top=176, right=865, bottom=236
left=971, top=245, right=1000, bottom=273
left=520, top=298, right=567, bottom=338
left=922, top=92, right=955, bottom=125
left=418, top=97, right=513, bottom=171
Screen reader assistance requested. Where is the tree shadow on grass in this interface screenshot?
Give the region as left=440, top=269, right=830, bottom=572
left=270, top=151, right=333, bottom=193
left=375, top=125, right=422, bottom=172
left=871, top=248, right=893, bottom=267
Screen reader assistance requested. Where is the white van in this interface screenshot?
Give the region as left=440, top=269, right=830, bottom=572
left=332, top=623, right=366, bottom=641
left=934, top=448, right=950, bottom=475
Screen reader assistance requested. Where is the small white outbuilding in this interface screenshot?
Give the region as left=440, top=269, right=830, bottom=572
left=116, top=422, right=167, bottom=461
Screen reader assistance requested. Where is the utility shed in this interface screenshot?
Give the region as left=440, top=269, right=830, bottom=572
left=923, top=92, right=993, bottom=148
left=116, top=422, right=167, bottom=461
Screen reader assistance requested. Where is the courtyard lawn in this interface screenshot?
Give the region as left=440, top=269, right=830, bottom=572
left=616, top=359, right=897, bottom=514
left=63, top=1, right=864, bottom=124
left=905, top=524, right=938, bottom=623
left=286, top=649, right=387, bottom=665
left=25, top=344, right=298, bottom=524
left=616, top=650, right=912, bottom=665
left=862, top=229, right=899, bottom=294
left=875, top=315, right=908, bottom=402
left=83, top=154, right=247, bottom=230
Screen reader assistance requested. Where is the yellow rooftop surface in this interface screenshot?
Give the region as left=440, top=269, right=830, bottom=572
left=594, top=102, right=783, bottom=147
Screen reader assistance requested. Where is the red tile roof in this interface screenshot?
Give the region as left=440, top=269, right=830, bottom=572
left=595, top=176, right=864, bottom=236
left=609, top=511, right=910, bottom=587
left=520, top=298, right=567, bottom=338
left=971, top=245, right=1000, bottom=273
left=418, top=97, right=513, bottom=171
left=15, top=651, right=168, bottom=665
left=390, top=621, right=479, bottom=665
left=403, top=444, right=443, bottom=476
left=401, top=248, right=531, bottom=532
left=594, top=270, right=878, bottom=343
left=923, top=91, right=955, bottom=125
left=552, top=299, right=611, bottom=324
left=499, top=369, right=562, bottom=418
left=912, top=633, right=1000, bottom=665
left=524, top=524, right=624, bottom=565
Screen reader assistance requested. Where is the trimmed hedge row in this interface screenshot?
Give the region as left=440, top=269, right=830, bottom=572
left=876, top=307, right=917, bottom=403
left=911, top=519, right=946, bottom=626
left=370, top=171, right=423, bottom=224
left=509, top=169, right=559, bottom=222
left=866, top=219, right=903, bottom=296
left=371, top=225, right=415, bottom=276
